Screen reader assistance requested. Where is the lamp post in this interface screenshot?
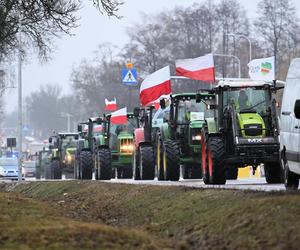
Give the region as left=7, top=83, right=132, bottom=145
left=61, top=112, right=73, bottom=132
left=228, top=33, right=252, bottom=61
left=214, top=53, right=241, bottom=78
left=17, top=0, right=23, bottom=182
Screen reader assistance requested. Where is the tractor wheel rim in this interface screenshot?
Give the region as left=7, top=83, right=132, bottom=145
left=157, top=141, right=161, bottom=170
left=163, top=151, right=167, bottom=176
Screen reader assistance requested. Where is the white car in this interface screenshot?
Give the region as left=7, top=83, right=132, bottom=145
left=0, top=157, right=21, bottom=180
left=280, top=58, right=300, bottom=190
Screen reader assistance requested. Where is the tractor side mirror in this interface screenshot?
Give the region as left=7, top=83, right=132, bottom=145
left=96, top=117, right=103, bottom=124
left=160, top=99, right=166, bottom=109
left=207, top=104, right=218, bottom=110
left=294, top=100, right=300, bottom=119
left=134, top=107, right=140, bottom=117
left=48, top=137, right=52, bottom=143
left=77, top=124, right=82, bottom=132
left=196, top=93, right=201, bottom=103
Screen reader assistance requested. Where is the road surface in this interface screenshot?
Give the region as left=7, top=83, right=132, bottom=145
left=1, top=177, right=292, bottom=192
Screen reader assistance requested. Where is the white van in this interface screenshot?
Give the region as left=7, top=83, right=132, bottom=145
left=281, top=58, right=300, bottom=190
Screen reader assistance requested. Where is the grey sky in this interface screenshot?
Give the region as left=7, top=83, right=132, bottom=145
left=4, top=0, right=298, bottom=112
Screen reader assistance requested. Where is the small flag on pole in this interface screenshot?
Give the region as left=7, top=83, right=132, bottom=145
left=248, top=56, right=275, bottom=81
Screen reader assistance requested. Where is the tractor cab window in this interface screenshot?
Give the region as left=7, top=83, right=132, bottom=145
left=177, top=99, right=205, bottom=123
left=62, top=137, right=76, bottom=149
left=223, top=88, right=270, bottom=116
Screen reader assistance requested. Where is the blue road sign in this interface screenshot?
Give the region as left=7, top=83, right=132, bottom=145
left=122, top=68, right=138, bottom=85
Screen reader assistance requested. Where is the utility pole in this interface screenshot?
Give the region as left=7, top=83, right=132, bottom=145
left=17, top=0, right=23, bottom=182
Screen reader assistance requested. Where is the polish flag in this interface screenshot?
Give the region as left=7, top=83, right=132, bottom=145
left=111, top=107, right=128, bottom=125
left=175, top=53, right=215, bottom=82
left=140, top=66, right=172, bottom=107
left=105, top=98, right=117, bottom=111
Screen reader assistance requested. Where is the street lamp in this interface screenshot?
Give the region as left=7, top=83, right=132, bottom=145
left=214, top=53, right=241, bottom=78
left=228, top=33, right=252, bottom=61
left=60, top=112, right=73, bottom=132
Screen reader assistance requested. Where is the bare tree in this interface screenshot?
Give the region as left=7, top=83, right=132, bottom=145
left=254, top=0, right=300, bottom=77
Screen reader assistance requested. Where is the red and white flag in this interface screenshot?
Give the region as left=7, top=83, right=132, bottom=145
left=175, top=53, right=215, bottom=82
left=111, top=107, right=128, bottom=125
left=140, top=66, right=172, bottom=107
left=105, top=98, right=117, bottom=111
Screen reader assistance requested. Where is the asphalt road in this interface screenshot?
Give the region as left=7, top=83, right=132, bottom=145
left=1, top=177, right=293, bottom=192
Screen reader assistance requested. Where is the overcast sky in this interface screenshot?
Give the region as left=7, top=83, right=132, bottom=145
left=4, top=0, right=299, bottom=112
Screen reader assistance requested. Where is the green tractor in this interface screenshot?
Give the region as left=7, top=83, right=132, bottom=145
left=35, top=148, right=51, bottom=179
left=47, top=133, right=79, bottom=179
left=105, top=113, right=137, bottom=179
left=200, top=79, right=283, bottom=184
left=76, top=117, right=111, bottom=180
left=132, top=106, right=156, bottom=180
left=156, top=92, right=216, bottom=181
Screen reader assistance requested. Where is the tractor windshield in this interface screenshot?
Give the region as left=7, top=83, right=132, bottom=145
left=223, top=87, right=270, bottom=115
left=62, top=137, right=76, bottom=149
left=177, top=99, right=205, bottom=123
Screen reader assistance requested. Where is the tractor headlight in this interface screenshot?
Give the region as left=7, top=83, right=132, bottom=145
left=120, top=144, right=135, bottom=152
left=65, top=154, right=73, bottom=163
left=192, top=135, right=202, bottom=141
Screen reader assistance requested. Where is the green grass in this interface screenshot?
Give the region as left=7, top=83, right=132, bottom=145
left=1, top=181, right=300, bottom=249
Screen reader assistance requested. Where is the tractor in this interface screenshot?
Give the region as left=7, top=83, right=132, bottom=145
left=156, top=92, right=216, bottom=181
left=200, top=79, right=283, bottom=184
left=47, top=132, right=79, bottom=179
left=76, top=117, right=111, bottom=180
left=132, top=106, right=156, bottom=180
left=35, top=148, right=51, bottom=179
left=104, top=113, right=137, bottom=179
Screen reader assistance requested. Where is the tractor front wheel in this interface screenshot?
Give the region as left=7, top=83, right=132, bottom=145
left=133, top=150, right=141, bottom=180
left=156, top=136, right=164, bottom=181
left=96, top=148, right=111, bottom=180
left=163, top=140, right=180, bottom=181
left=206, top=137, right=226, bottom=185
left=51, top=160, right=62, bottom=179
left=79, top=151, right=93, bottom=180
left=140, top=146, right=155, bottom=180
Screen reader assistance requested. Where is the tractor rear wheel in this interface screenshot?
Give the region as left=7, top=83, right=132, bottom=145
left=201, top=132, right=210, bottom=184
left=226, top=167, right=238, bottom=180
left=163, top=140, right=180, bottom=181
left=79, top=151, right=93, bottom=180
left=207, top=137, right=226, bottom=185
left=140, top=146, right=155, bottom=180
left=51, top=160, right=62, bottom=179
left=264, top=162, right=283, bottom=184
left=96, top=148, right=111, bottom=180
left=156, top=136, right=164, bottom=181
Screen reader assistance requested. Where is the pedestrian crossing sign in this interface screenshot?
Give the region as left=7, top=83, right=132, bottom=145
left=122, top=68, right=137, bottom=85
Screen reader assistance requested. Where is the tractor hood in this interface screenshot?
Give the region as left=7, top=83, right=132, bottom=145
left=118, top=131, right=134, bottom=140
left=190, top=120, right=205, bottom=129
left=237, top=112, right=266, bottom=137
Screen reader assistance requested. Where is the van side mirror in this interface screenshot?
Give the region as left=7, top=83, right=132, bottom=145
left=48, top=137, right=52, bottom=143
left=294, top=100, right=300, bottom=119
left=77, top=125, right=82, bottom=132
left=160, top=99, right=166, bottom=109
left=134, top=107, right=140, bottom=117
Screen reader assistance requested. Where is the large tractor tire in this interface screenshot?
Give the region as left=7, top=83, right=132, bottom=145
left=140, top=146, right=155, bottom=180
left=156, top=136, right=165, bottom=181
left=45, top=165, right=52, bottom=180
left=163, top=140, right=180, bottom=181
left=264, top=162, right=283, bottom=184
left=96, top=148, right=111, bottom=180
left=79, top=151, right=93, bottom=180
left=206, top=137, right=226, bottom=185
left=201, top=131, right=210, bottom=184
left=50, top=160, right=62, bottom=179
left=226, top=167, right=238, bottom=180
left=133, top=150, right=141, bottom=180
